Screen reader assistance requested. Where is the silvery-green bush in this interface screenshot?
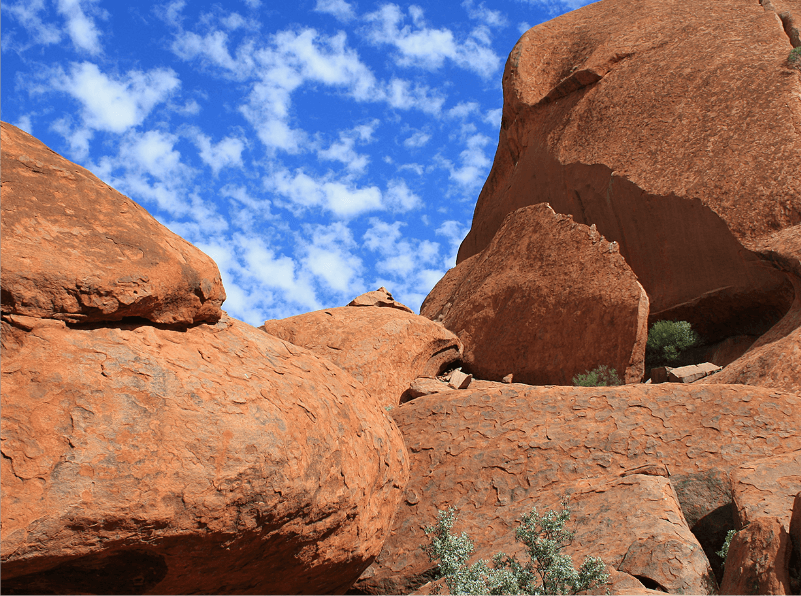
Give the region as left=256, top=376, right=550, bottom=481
left=422, top=503, right=609, bottom=595
left=572, top=365, right=621, bottom=387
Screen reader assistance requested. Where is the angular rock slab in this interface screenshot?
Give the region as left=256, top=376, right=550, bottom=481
left=348, top=287, right=413, bottom=313
left=720, top=517, right=793, bottom=595
left=731, top=450, right=801, bottom=531
left=0, top=314, right=410, bottom=594
left=422, top=203, right=649, bottom=385
left=456, top=0, right=798, bottom=339
left=353, top=383, right=801, bottom=594
left=262, top=305, right=462, bottom=410
left=0, top=121, right=225, bottom=325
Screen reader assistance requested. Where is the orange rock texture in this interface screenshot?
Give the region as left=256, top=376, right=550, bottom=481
left=262, top=295, right=462, bottom=409
left=1, top=122, right=226, bottom=326
left=455, top=0, right=800, bottom=341
left=421, top=203, right=648, bottom=385
left=353, top=383, right=801, bottom=594
left=1, top=314, right=410, bottom=594
left=720, top=517, right=794, bottom=595
left=701, top=225, right=801, bottom=393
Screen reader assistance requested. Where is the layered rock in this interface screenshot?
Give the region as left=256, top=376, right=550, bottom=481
left=1, top=314, right=410, bottom=594
left=0, top=122, right=225, bottom=325
left=421, top=204, right=649, bottom=385
left=353, top=383, right=801, bottom=594
left=455, top=0, right=799, bottom=340
left=262, top=294, right=463, bottom=409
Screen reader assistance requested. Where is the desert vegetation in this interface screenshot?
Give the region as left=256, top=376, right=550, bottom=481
left=645, top=320, right=700, bottom=365
left=572, top=365, right=621, bottom=387
left=422, top=503, right=609, bottom=595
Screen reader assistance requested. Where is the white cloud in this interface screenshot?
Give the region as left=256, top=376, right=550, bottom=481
left=436, top=220, right=470, bottom=268
left=3, top=0, right=62, bottom=47
left=462, top=0, right=506, bottom=27
left=15, top=115, right=33, bottom=134
left=446, top=133, right=492, bottom=190
left=314, top=0, right=356, bottom=21
left=403, top=130, right=431, bottom=148
left=363, top=4, right=502, bottom=79
left=384, top=179, right=422, bottom=212
left=56, top=0, right=105, bottom=55
left=52, top=62, right=180, bottom=134
left=363, top=218, right=440, bottom=279
left=317, top=121, right=378, bottom=174
left=484, top=107, right=502, bottom=126
left=448, top=101, right=480, bottom=119
left=267, top=169, right=384, bottom=218
left=383, top=78, right=445, bottom=114
left=518, top=21, right=532, bottom=34
left=50, top=117, right=93, bottom=159
left=301, top=223, right=364, bottom=294
left=191, top=131, right=246, bottom=174
left=516, top=0, right=598, bottom=14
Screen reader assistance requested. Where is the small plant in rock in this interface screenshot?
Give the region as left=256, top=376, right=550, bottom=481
left=716, top=529, right=737, bottom=567
left=646, top=320, right=699, bottom=363
left=422, top=502, right=610, bottom=595
left=789, top=46, right=801, bottom=70
left=572, top=365, right=621, bottom=387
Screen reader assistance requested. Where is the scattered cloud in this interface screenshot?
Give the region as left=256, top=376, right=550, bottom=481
left=462, top=0, right=506, bottom=27
left=3, top=0, right=62, bottom=47
left=55, top=0, right=106, bottom=55
left=314, top=0, right=356, bottom=22
left=515, top=0, right=598, bottom=15
left=444, top=133, right=493, bottom=191
left=403, top=130, right=431, bottom=148
left=363, top=4, right=502, bottom=79
left=190, top=129, right=246, bottom=174
left=50, top=62, right=180, bottom=135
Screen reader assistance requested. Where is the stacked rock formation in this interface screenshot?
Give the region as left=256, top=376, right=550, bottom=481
left=0, top=122, right=410, bottom=595
left=430, top=0, right=801, bottom=389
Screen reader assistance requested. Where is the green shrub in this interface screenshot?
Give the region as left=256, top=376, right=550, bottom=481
left=789, top=46, right=801, bottom=70
left=716, top=529, right=737, bottom=566
left=572, top=365, right=621, bottom=387
left=422, top=502, right=610, bottom=595
left=646, top=320, right=699, bottom=363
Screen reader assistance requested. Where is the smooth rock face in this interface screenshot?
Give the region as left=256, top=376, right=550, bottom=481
left=731, top=451, right=801, bottom=532
left=353, top=383, right=801, bottom=594
left=455, top=0, right=798, bottom=339
left=720, top=517, right=793, bottom=595
left=1, top=315, right=410, bottom=595
left=0, top=122, right=225, bottom=326
left=702, top=227, right=801, bottom=393
left=262, top=305, right=462, bottom=410
left=421, top=204, right=649, bottom=385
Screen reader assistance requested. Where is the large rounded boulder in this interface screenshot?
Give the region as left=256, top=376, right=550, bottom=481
left=1, top=314, right=410, bottom=594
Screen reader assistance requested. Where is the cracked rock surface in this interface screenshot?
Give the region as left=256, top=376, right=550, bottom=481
left=353, top=383, right=801, bottom=594
left=1, top=314, right=410, bottom=594
left=0, top=122, right=225, bottom=326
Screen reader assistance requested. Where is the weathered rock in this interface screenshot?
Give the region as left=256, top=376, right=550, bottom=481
left=720, top=517, right=793, bottom=595
left=0, top=314, right=410, bottom=595
left=348, top=286, right=413, bottom=313
left=791, top=492, right=801, bottom=558
left=0, top=121, right=225, bottom=326
left=701, top=227, right=801, bottom=393
left=262, top=304, right=462, bottom=410
left=353, top=383, right=801, bottom=594
left=421, top=204, right=649, bottom=385
left=447, top=369, right=472, bottom=390
left=455, top=0, right=799, bottom=340
left=731, top=450, right=801, bottom=531
left=666, top=362, right=722, bottom=383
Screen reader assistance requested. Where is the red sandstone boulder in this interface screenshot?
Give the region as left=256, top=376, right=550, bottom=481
left=353, top=383, right=801, bottom=594
left=0, top=121, right=225, bottom=325
left=455, top=0, right=798, bottom=341
left=730, top=451, right=801, bottom=532
left=720, top=517, right=793, bottom=595
left=0, top=314, right=410, bottom=594
left=261, top=295, right=463, bottom=410
left=348, top=286, right=413, bottom=312
left=421, top=204, right=649, bottom=385
left=701, top=227, right=801, bottom=393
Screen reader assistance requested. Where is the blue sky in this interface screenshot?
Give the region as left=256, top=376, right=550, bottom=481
left=2, top=0, right=593, bottom=325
